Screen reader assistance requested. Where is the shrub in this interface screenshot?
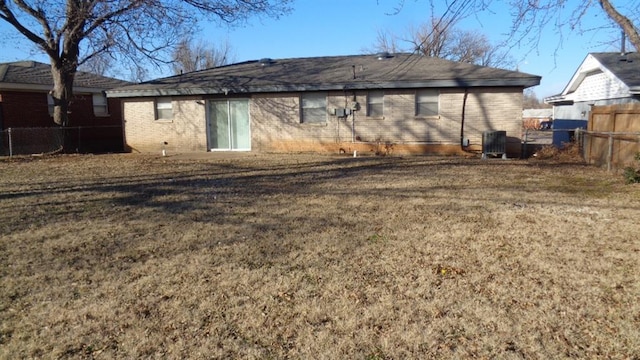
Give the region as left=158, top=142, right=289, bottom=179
left=533, top=142, right=582, bottom=162
left=623, top=152, right=640, bottom=184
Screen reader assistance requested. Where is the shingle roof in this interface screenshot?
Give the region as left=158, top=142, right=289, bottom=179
left=0, top=60, right=131, bottom=90
left=544, top=52, right=640, bottom=103
left=107, top=53, right=540, bottom=98
left=590, top=52, right=640, bottom=90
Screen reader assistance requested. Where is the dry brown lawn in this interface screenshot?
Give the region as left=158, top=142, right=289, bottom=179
left=1, top=153, right=639, bottom=359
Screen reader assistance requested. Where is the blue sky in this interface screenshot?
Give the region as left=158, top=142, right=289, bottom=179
left=0, top=0, right=634, bottom=98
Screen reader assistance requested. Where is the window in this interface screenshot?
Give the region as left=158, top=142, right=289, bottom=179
left=92, top=93, right=109, bottom=116
left=155, top=98, right=173, bottom=120
left=367, top=91, right=384, bottom=117
left=47, top=94, right=54, bottom=116
left=416, top=90, right=439, bottom=117
left=301, top=93, right=327, bottom=123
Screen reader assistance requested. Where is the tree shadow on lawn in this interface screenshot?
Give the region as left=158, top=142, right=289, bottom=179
left=0, top=155, right=633, bottom=233
left=1, top=155, right=633, bottom=280
left=2, top=154, right=639, bottom=345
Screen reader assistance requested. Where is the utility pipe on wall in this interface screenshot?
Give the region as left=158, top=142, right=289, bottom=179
left=460, top=88, right=469, bottom=150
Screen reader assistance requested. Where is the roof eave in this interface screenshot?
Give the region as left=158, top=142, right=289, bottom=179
left=544, top=94, right=574, bottom=105
left=107, top=77, right=541, bottom=98
left=0, top=82, right=114, bottom=93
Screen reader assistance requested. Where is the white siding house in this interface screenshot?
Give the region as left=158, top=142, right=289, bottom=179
left=545, top=52, right=640, bottom=121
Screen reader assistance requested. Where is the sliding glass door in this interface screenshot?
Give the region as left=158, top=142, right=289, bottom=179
left=207, top=99, right=250, bottom=151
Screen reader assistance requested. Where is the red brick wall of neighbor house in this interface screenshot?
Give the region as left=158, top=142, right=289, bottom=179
left=0, top=90, right=124, bottom=127
left=0, top=91, right=52, bottom=128
left=0, top=90, right=125, bottom=152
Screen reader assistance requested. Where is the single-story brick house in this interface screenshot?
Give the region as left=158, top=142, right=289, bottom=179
left=107, top=53, right=540, bottom=156
left=0, top=61, right=130, bottom=153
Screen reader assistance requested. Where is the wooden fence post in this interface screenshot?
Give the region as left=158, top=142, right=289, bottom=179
left=8, top=128, right=12, bottom=158
left=607, top=133, right=613, bottom=172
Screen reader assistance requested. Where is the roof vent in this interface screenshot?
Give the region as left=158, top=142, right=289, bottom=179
left=619, top=53, right=633, bottom=63
left=259, top=58, right=274, bottom=66
left=376, top=52, right=392, bottom=60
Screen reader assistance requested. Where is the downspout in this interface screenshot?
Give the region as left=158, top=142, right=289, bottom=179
left=350, top=91, right=357, bottom=143
left=460, top=88, right=469, bottom=150
left=352, top=110, right=356, bottom=143
left=351, top=67, right=356, bottom=143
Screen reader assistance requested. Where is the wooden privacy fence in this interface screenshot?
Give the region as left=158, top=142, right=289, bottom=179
left=582, top=104, right=640, bottom=171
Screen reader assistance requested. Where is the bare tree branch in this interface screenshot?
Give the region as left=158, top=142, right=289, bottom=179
left=598, top=0, right=640, bottom=50
left=504, top=0, right=639, bottom=53
left=0, top=0, right=292, bottom=134
left=367, top=17, right=512, bottom=68
left=172, top=37, right=235, bottom=73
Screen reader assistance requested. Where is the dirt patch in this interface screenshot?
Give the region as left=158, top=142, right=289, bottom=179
left=1, top=153, right=639, bottom=358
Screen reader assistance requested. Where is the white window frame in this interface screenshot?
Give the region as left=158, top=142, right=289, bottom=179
left=92, top=93, right=109, bottom=116
left=155, top=97, right=173, bottom=120
left=300, top=92, right=327, bottom=124
left=415, top=90, right=439, bottom=117
left=367, top=91, right=384, bottom=117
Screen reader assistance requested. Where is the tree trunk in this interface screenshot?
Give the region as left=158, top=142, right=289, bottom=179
left=49, top=59, right=75, bottom=127
left=598, top=0, right=640, bottom=51
left=49, top=57, right=78, bottom=152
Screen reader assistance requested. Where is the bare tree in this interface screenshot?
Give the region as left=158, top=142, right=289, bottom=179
left=599, top=0, right=640, bottom=49
left=368, top=20, right=513, bottom=68
left=523, top=88, right=551, bottom=109
left=172, top=38, right=235, bottom=74
left=448, top=30, right=490, bottom=63
left=78, top=52, right=114, bottom=76
left=409, top=18, right=450, bottom=58
left=0, top=0, right=291, bottom=132
left=409, top=21, right=513, bottom=68
left=500, top=0, right=639, bottom=52
left=361, top=29, right=401, bottom=54
left=391, top=0, right=639, bottom=60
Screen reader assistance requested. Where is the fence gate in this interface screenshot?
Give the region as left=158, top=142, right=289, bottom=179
left=586, top=104, right=640, bottom=169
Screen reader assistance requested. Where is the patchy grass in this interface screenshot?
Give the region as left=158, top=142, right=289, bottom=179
left=1, top=153, right=639, bottom=359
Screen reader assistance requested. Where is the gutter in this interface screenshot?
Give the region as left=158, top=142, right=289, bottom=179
left=106, top=78, right=542, bottom=98
left=0, top=82, right=117, bottom=93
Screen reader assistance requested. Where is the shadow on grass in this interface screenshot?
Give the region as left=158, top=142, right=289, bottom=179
left=0, top=155, right=629, bottom=226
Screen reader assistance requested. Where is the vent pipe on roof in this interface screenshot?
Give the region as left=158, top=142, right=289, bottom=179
left=376, top=52, right=391, bottom=60
left=259, top=58, right=274, bottom=66
left=621, top=30, right=626, bottom=55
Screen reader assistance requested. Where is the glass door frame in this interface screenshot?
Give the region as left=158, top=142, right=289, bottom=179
left=206, top=99, right=251, bottom=151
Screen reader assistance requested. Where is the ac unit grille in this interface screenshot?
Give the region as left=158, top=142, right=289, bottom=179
left=482, top=130, right=507, bottom=159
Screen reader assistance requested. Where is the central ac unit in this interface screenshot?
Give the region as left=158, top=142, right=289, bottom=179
left=482, top=130, right=507, bottom=159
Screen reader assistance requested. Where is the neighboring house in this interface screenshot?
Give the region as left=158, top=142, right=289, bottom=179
left=522, top=108, right=553, bottom=129
left=0, top=61, right=130, bottom=153
left=544, top=52, right=640, bottom=121
left=107, top=53, right=540, bottom=156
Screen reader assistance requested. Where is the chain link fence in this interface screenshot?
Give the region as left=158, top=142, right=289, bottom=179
left=0, top=126, right=123, bottom=157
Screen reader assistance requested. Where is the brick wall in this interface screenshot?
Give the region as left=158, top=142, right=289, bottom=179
left=0, top=90, right=125, bottom=152
left=0, top=91, right=51, bottom=128
left=123, top=97, right=207, bottom=153
left=122, top=87, right=524, bottom=156
left=0, top=90, right=123, bottom=128
left=252, top=87, right=523, bottom=155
